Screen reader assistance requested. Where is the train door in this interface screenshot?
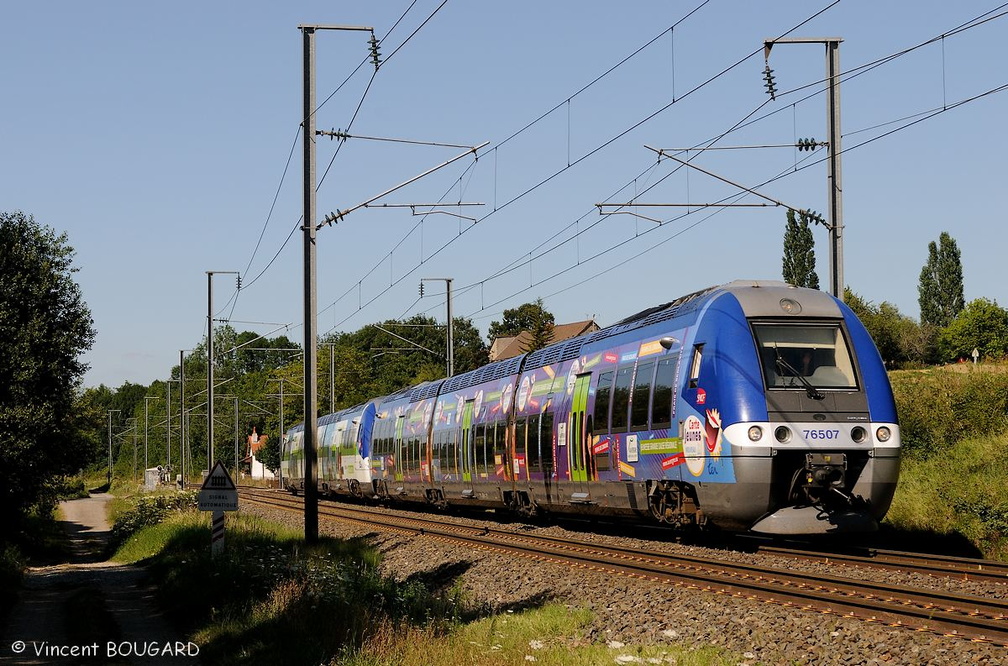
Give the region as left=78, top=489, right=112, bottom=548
left=539, top=409, right=556, bottom=504
left=317, top=423, right=331, bottom=488
left=333, top=422, right=346, bottom=481
left=460, top=399, right=475, bottom=486
left=569, top=373, right=592, bottom=489
left=394, top=414, right=405, bottom=482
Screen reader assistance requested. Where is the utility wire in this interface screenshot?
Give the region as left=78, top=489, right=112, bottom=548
left=280, top=2, right=1000, bottom=341
left=681, top=4, right=1008, bottom=158
left=443, top=4, right=836, bottom=305
left=466, top=77, right=1008, bottom=325
left=457, top=9, right=1008, bottom=322
left=458, top=2, right=1005, bottom=316
left=230, top=0, right=436, bottom=311
left=768, top=5, right=1008, bottom=105
left=320, top=0, right=717, bottom=328
left=239, top=126, right=303, bottom=292
left=322, top=0, right=763, bottom=331
left=496, top=0, right=712, bottom=151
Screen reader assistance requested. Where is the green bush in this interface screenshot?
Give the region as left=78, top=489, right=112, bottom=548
left=127, top=513, right=462, bottom=666
left=109, top=491, right=199, bottom=549
left=0, top=544, right=24, bottom=600
left=890, top=367, right=1008, bottom=458
left=54, top=476, right=89, bottom=500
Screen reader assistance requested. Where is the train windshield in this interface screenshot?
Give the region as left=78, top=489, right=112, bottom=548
left=752, top=323, right=857, bottom=389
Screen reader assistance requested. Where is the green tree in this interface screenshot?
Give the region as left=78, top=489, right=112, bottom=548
left=488, top=298, right=556, bottom=344
left=844, top=288, right=935, bottom=367
left=782, top=209, right=820, bottom=289
left=895, top=316, right=938, bottom=367
left=450, top=317, right=491, bottom=374
left=918, top=231, right=964, bottom=328
left=0, top=211, right=96, bottom=517
left=233, top=331, right=300, bottom=375
left=937, top=298, right=1008, bottom=363
left=254, top=432, right=280, bottom=473
left=520, top=313, right=555, bottom=354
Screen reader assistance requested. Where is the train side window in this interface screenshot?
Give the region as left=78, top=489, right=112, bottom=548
left=540, top=410, right=554, bottom=474
left=523, top=416, right=541, bottom=473
left=492, top=420, right=507, bottom=476
left=594, top=371, right=613, bottom=434
left=651, top=357, right=676, bottom=430
left=590, top=413, right=610, bottom=472
left=688, top=344, right=704, bottom=389
left=514, top=418, right=526, bottom=472
left=630, top=361, right=654, bottom=430
left=474, top=423, right=486, bottom=478
left=610, top=365, right=634, bottom=432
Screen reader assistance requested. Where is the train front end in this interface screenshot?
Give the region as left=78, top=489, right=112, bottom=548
left=691, top=281, right=900, bottom=534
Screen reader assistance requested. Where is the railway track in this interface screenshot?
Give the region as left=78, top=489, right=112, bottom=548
left=238, top=487, right=1008, bottom=646
left=749, top=541, right=1008, bottom=586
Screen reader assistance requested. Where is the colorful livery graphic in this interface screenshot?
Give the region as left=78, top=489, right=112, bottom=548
left=282, top=281, right=900, bottom=534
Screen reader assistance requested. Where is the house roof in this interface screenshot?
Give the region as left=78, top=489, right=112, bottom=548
left=247, top=430, right=267, bottom=455
left=489, top=319, right=599, bottom=362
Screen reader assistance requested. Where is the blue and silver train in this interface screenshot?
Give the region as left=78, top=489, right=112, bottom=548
left=282, top=280, right=900, bottom=534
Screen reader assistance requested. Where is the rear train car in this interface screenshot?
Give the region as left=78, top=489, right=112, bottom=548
left=282, top=399, right=379, bottom=499
left=284, top=280, right=900, bottom=534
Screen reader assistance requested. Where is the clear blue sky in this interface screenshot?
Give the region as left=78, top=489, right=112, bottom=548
left=3, top=1, right=1005, bottom=389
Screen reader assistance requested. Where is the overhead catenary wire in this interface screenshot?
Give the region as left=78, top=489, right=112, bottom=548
left=323, top=0, right=807, bottom=332
left=245, top=2, right=1004, bottom=351
left=315, top=0, right=719, bottom=324
left=462, top=78, right=1008, bottom=326
left=230, top=0, right=439, bottom=307
left=452, top=3, right=1007, bottom=322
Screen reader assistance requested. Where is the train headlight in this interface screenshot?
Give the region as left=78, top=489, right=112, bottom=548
left=774, top=426, right=792, bottom=443
left=748, top=426, right=763, bottom=442
left=876, top=426, right=892, bottom=443
left=851, top=426, right=867, bottom=443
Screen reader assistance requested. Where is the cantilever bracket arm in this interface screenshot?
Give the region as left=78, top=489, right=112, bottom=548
left=644, top=145, right=832, bottom=230
left=318, top=141, right=489, bottom=229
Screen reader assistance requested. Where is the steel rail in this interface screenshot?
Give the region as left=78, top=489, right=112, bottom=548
left=238, top=489, right=1008, bottom=646
left=752, top=543, right=1008, bottom=585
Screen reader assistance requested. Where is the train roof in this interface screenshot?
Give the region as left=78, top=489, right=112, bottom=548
left=441, top=353, right=526, bottom=394
left=520, top=284, right=717, bottom=370
left=342, top=280, right=840, bottom=411
left=720, top=280, right=843, bottom=318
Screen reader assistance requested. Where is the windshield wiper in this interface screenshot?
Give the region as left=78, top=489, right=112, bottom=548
left=774, top=352, right=825, bottom=401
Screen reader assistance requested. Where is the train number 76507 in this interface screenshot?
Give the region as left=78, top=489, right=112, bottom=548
left=803, top=429, right=840, bottom=440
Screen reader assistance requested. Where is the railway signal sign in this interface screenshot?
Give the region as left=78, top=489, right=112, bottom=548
left=198, top=461, right=238, bottom=512
left=199, top=462, right=238, bottom=557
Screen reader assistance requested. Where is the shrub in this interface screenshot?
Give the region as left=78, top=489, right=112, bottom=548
left=129, top=513, right=462, bottom=665
left=890, top=366, right=1008, bottom=458
left=109, top=491, right=199, bottom=548
left=54, top=476, right=89, bottom=500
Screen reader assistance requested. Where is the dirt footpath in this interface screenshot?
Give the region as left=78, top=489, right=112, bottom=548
left=0, top=495, right=199, bottom=665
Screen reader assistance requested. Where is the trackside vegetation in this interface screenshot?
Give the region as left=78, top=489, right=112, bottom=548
left=111, top=506, right=737, bottom=666
left=883, top=363, right=1008, bottom=559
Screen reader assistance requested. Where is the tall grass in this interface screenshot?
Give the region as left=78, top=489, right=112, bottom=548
left=114, top=509, right=741, bottom=666
left=885, top=364, right=1008, bottom=559
left=885, top=431, right=1008, bottom=560
left=343, top=605, right=734, bottom=666
left=113, top=511, right=464, bottom=665
left=107, top=490, right=199, bottom=550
